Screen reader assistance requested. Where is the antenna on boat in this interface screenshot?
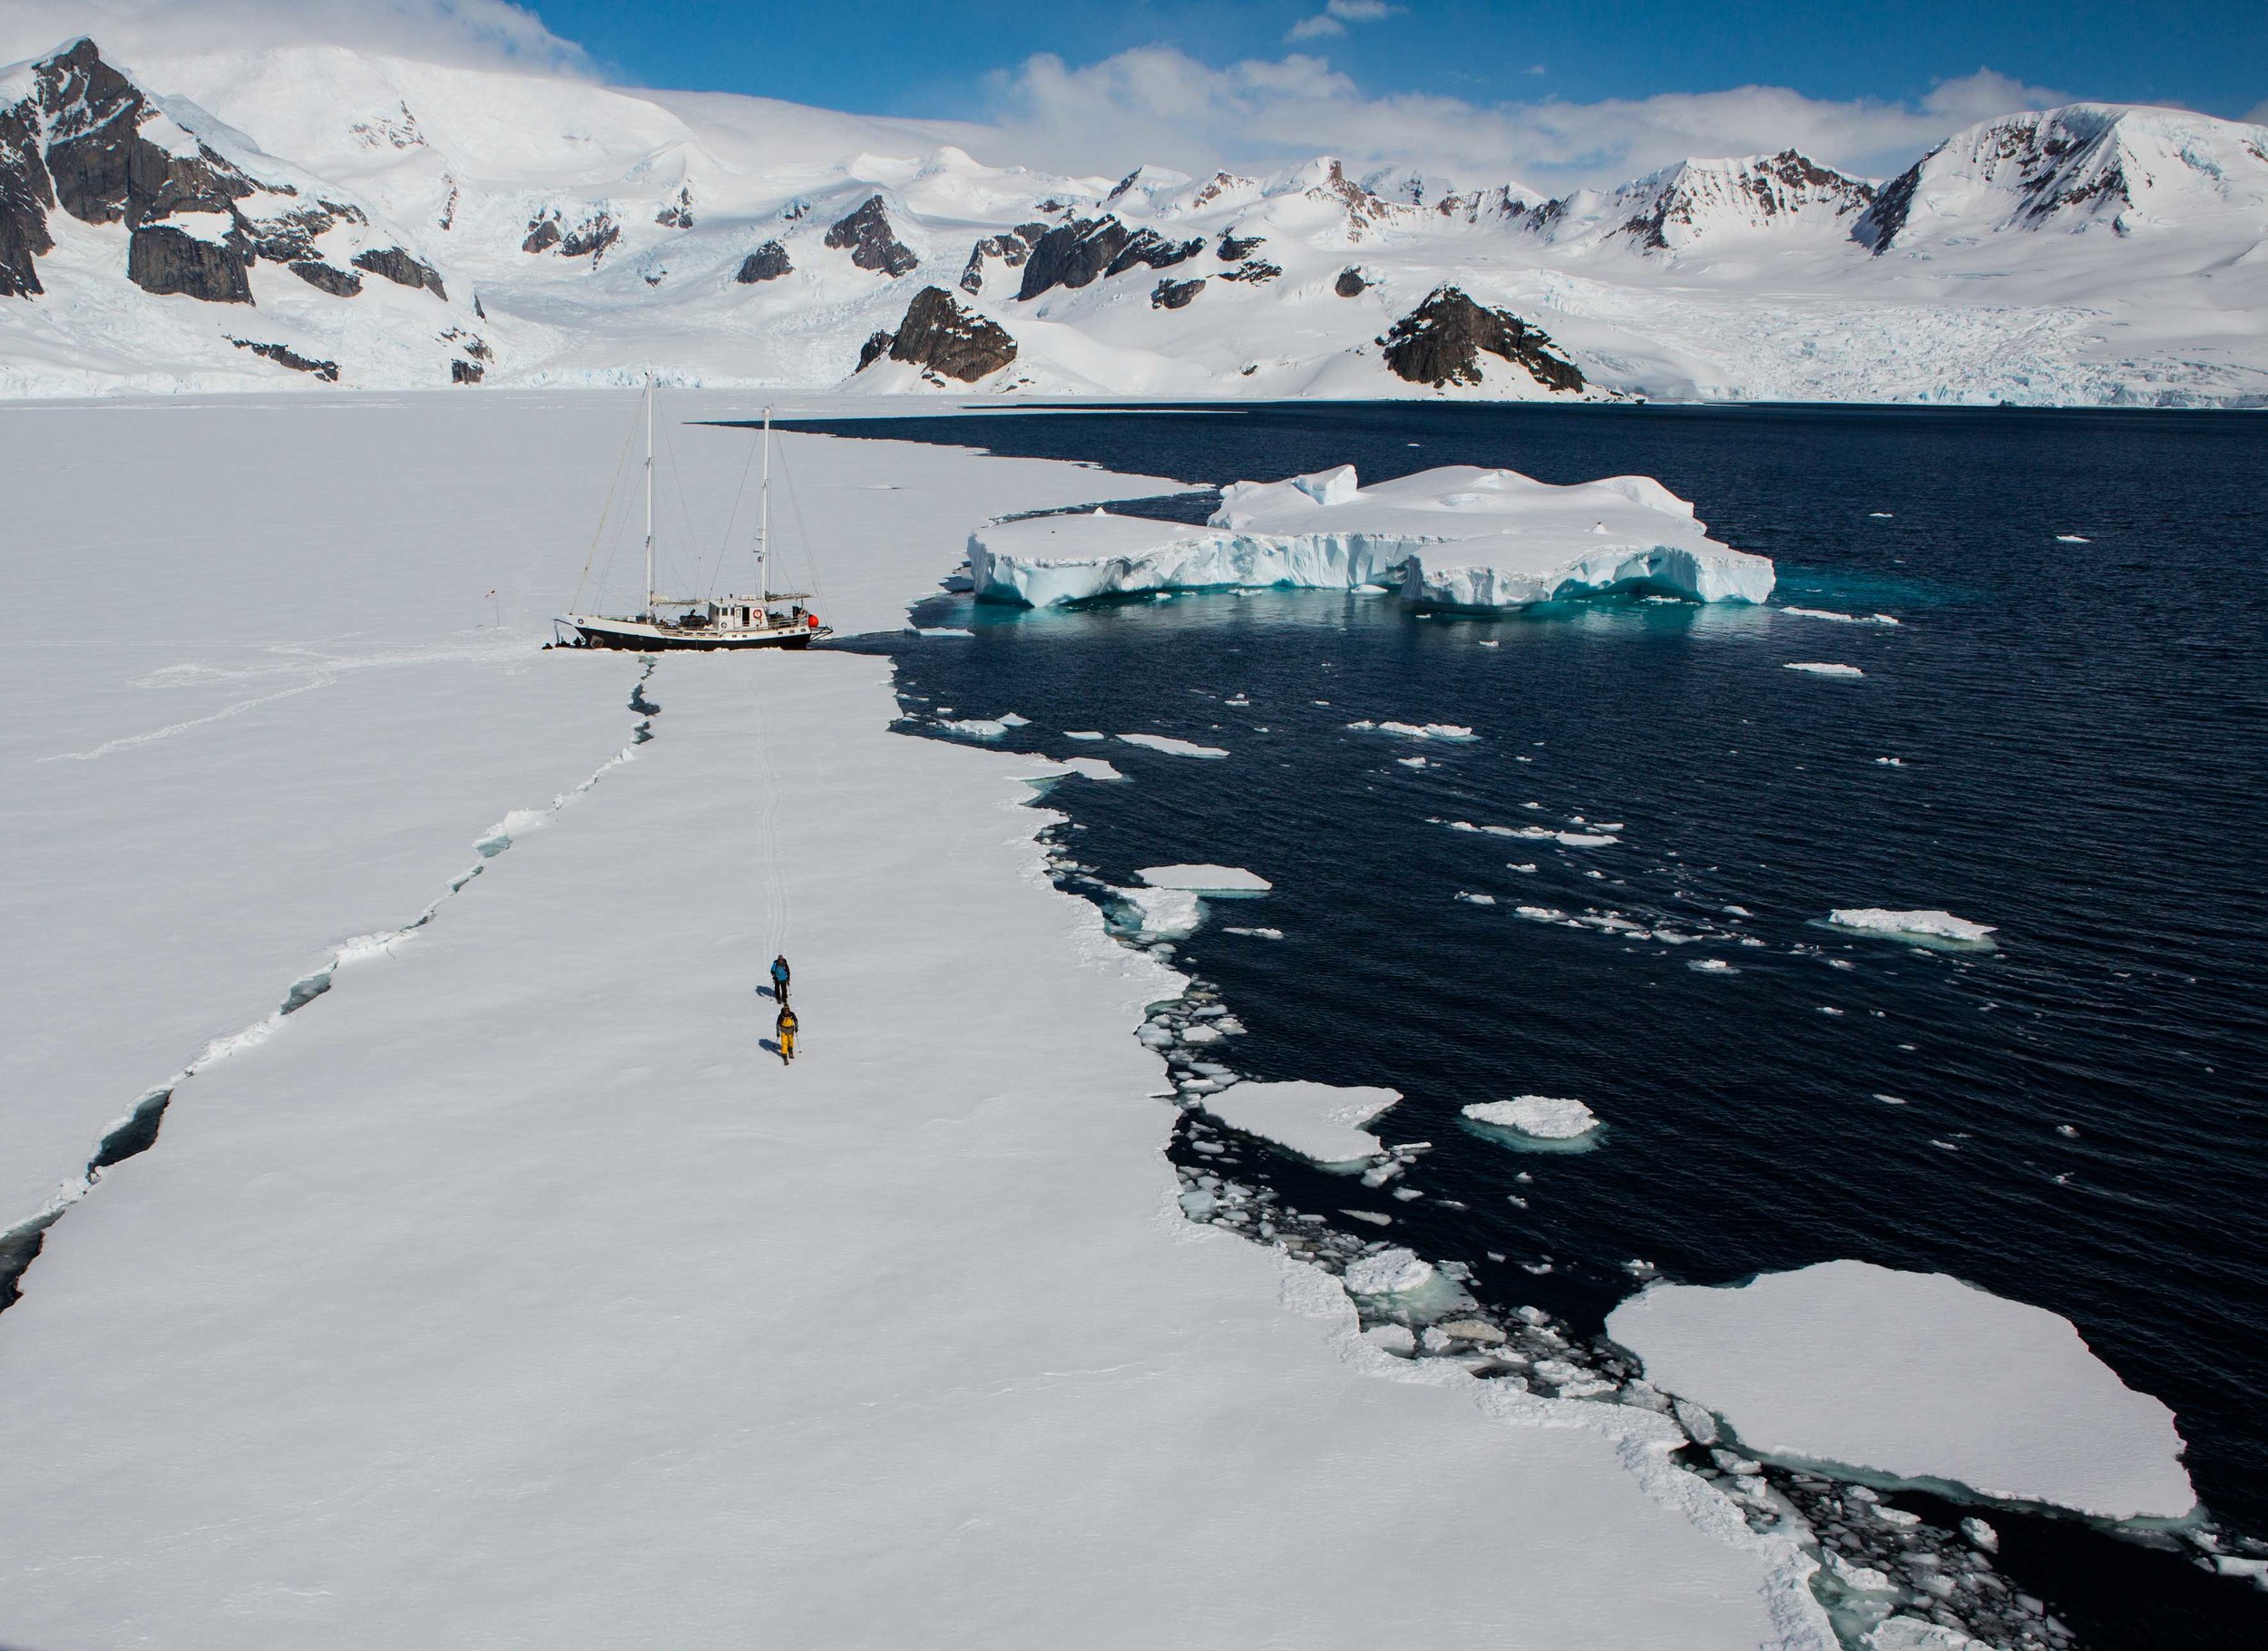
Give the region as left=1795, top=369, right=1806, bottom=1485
left=756, top=405, right=773, bottom=601
left=641, top=372, right=656, bottom=620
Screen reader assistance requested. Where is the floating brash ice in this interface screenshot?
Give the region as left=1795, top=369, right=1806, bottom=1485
left=967, top=465, right=1774, bottom=611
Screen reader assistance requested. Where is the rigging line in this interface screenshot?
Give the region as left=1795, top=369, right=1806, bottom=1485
left=655, top=413, right=707, bottom=600
left=713, top=426, right=762, bottom=594
left=776, top=442, right=830, bottom=611
left=572, top=397, right=643, bottom=613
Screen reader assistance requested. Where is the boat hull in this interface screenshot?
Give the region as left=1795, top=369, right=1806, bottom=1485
left=561, top=616, right=827, bottom=651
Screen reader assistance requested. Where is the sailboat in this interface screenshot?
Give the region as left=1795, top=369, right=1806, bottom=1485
left=559, top=381, right=832, bottom=650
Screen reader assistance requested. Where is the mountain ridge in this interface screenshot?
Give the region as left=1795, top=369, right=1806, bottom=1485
left=4, top=37, right=2265, bottom=405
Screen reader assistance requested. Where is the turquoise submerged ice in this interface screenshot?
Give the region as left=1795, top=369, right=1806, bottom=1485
left=967, top=464, right=1776, bottom=611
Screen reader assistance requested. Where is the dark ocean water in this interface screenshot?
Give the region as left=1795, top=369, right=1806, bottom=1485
left=807, top=403, right=2268, bottom=1646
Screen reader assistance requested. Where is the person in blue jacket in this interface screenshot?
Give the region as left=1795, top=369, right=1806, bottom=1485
left=769, top=953, right=790, bottom=1007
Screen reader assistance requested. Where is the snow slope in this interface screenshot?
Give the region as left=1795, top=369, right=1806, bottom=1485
left=0, top=390, right=1833, bottom=1649
left=2, top=38, right=2265, bottom=404
left=969, top=464, right=1774, bottom=609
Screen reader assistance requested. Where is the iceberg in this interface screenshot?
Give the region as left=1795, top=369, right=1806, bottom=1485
left=1201, top=1080, right=1402, bottom=1167
left=968, top=466, right=1774, bottom=612
left=1784, top=662, right=1864, bottom=678
left=1117, top=733, right=1230, bottom=759
left=1607, top=1259, right=2196, bottom=1523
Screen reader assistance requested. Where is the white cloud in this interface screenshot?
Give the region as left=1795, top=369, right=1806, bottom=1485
left=1287, top=0, right=1403, bottom=44
left=985, top=46, right=2076, bottom=190
left=0, top=0, right=589, bottom=77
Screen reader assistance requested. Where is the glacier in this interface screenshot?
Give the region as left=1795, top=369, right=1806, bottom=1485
left=969, top=464, right=1775, bottom=611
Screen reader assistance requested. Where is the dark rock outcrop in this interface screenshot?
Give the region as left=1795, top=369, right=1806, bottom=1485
left=736, top=240, right=791, bottom=283
left=560, top=213, right=618, bottom=261
left=1151, top=277, right=1204, bottom=310
left=249, top=201, right=364, bottom=264
left=1379, top=286, right=1585, bottom=393
left=451, top=358, right=484, bottom=384
left=1104, top=229, right=1204, bottom=278
left=856, top=329, right=894, bottom=370
left=1623, top=150, right=1874, bottom=252
left=858, top=285, right=1016, bottom=382
left=129, top=223, right=250, bottom=302
left=1217, top=231, right=1265, bottom=260
left=37, top=39, right=259, bottom=230
left=522, top=211, right=561, bottom=253
left=1853, top=165, right=1921, bottom=251
left=824, top=195, right=918, bottom=276
left=1218, top=259, right=1281, bottom=284
left=0, top=99, right=56, bottom=297
left=655, top=187, right=693, bottom=228
left=1334, top=267, right=1369, bottom=297
left=230, top=337, right=337, bottom=380
left=352, top=245, right=446, bottom=299
left=288, top=259, right=361, bottom=296
left=958, top=225, right=1043, bottom=294
left=1017, top=215, right=1131, bottom=299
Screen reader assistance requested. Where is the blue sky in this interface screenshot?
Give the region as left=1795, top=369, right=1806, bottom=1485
left=531, top=0, right=2263, bottom=122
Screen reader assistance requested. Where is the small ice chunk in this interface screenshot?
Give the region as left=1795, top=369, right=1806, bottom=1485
left=1960, top=1517, right=1999, bottom=1553
left=939, top=718, right=1009, bottom=739
left=1462, top=1096, right=1600, bottom=1140
left=1784, top=608, right=1901, bottom=626
left=1224, top=926, right=1284, bottom=940
left=1118, top=733, right=1230, bottom=759
left=1138, top=865, right=1271, bottom=893
left=1395, top=756, right=1430, bottom=768
left=2055, top=533, right=2090, bottom=543
left=1454, top=891, right=1497, bottom=905
left=1342, top=1208, right=1393, bottom=1226
left=1345, top=719, right=1479, bottom=741
left=1362, top=1323, right=1417, bottom=1354
left=1828, top=908, right=1998, bottom=948
left=1784, top=662, right=1865, bottom=678
left=1344, top=1247, right=1436, bottom=1297
left=998, top=713, right=1031, bottom=727
left=1063, top=730, right=1107, bottom=740
left=1116, top=885, right=1204, bottom=938
left=1057, top=757, right=1124, bottom=782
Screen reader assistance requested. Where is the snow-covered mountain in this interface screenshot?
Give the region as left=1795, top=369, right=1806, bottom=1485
left=5, top=36, right=2267, bottom=405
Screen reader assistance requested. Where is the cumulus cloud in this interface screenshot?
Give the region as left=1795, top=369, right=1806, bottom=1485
left=1288, top=1, right=1403, bottom=44
left=0, top=0, right=588, bottom=77
left=984, top=46, right=2076, bottom=189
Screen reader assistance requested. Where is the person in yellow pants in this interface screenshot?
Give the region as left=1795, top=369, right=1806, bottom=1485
left=776, top=1003, right=798, bottom=1064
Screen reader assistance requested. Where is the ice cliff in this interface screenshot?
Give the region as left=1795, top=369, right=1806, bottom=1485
left=966, top=464, right=1774, bottom=611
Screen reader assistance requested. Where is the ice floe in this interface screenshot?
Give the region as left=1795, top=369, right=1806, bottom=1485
left=968, top=465, right=1774, bottom=611
left=1200, top=1080, right=1402, bottom=1167
left=1057, top=757, right=1125, bottom=782
left=1784, top=662, right=1865, bottom=678
left=1607, top=1259, right=2196, bottom=1521
left=1784, top=608, right=1901, bottom=626
left=1137, top=865, right=1271, bottom=893
left=1114, top=885, right=1204, bottom=939
left=938, top=718, right=1010, bottom=739
left=1828, top=909, right=1999, bottom=949
left=1462, top=1096, right=1602, bottom=1142
left=1117, top=733, right=1230, bottom=758
left=1345, top=719, right=1479, bottom=740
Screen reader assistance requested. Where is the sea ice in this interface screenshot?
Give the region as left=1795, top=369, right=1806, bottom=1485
left=2055, top=534, right=2091, bottom=543
left=1058, top=757, right=1125, bottom=782
left=1063, top=730, right=1107, bottom=740
left=1224, top=926, right=1285, bottom=940
left=1137, top=865, right=1272, bottom=893
left=1607, top=1259, right=2196, bottom=1521
left=1784, top=662, right=1865, bottom=678
left=1201, top=1080, right=1403, bottom=1167
left=939, top=718, right=1010, bottom=739
left=968, top=465, right=1774, bottom=611
left=1117, top=733, right=1231, bottom=759
left=1345, top=1247, right=1437, bottom=1297
left=1462, top=1096, right=1601, bottom=1141
left=1115, top=885, right=1205, bottom=939
left=1828, top=909, right=1998, bottom=948
left=1345, top=720, right=1479, bottom=740
left=1784, top=608, right=1901, bottom=626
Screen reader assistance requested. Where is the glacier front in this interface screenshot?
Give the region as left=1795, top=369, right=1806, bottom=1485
left=967, top=465, right=1774, bottom=611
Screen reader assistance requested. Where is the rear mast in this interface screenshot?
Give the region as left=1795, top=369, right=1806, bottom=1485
left=756, top=405, right=773, bottom=603
left=641, top=374, right=656, bottom=620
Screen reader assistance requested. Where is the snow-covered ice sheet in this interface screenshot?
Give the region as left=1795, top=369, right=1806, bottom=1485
left=970, top=466, right=1774, bottom=611
left=1608, top=1259, right=2195, bottom=1522
left=0, top=395, right=1829, bottom=1651
left=1202, top=1080, right=1403, bottom=1167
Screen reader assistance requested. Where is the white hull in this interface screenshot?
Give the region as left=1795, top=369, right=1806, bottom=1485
left=561, top=613, right=829, bottom=650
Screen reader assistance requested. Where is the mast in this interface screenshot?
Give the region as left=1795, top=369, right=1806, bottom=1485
left=756, top=405, right=773, bottom=602
left=642, top=374, right=655, bottom=618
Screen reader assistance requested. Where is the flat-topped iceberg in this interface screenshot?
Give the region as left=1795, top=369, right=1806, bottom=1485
left=968, top=465, right=1774, bottom=611
left=1463, top=1096, right=1601, bottom=1140
left=1607, top=1260, right=2195, bottom=1523
left=1138, top=865, right=1271, bottom=893
left=1829, top=909, right=1999, bottom=949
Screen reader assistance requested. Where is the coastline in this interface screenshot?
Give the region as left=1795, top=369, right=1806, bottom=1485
left=0, top=391, right=1830, bottom=1646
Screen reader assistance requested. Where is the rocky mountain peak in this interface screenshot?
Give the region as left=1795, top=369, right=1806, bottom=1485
left=1379, top=286, right=1586, bottom=393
